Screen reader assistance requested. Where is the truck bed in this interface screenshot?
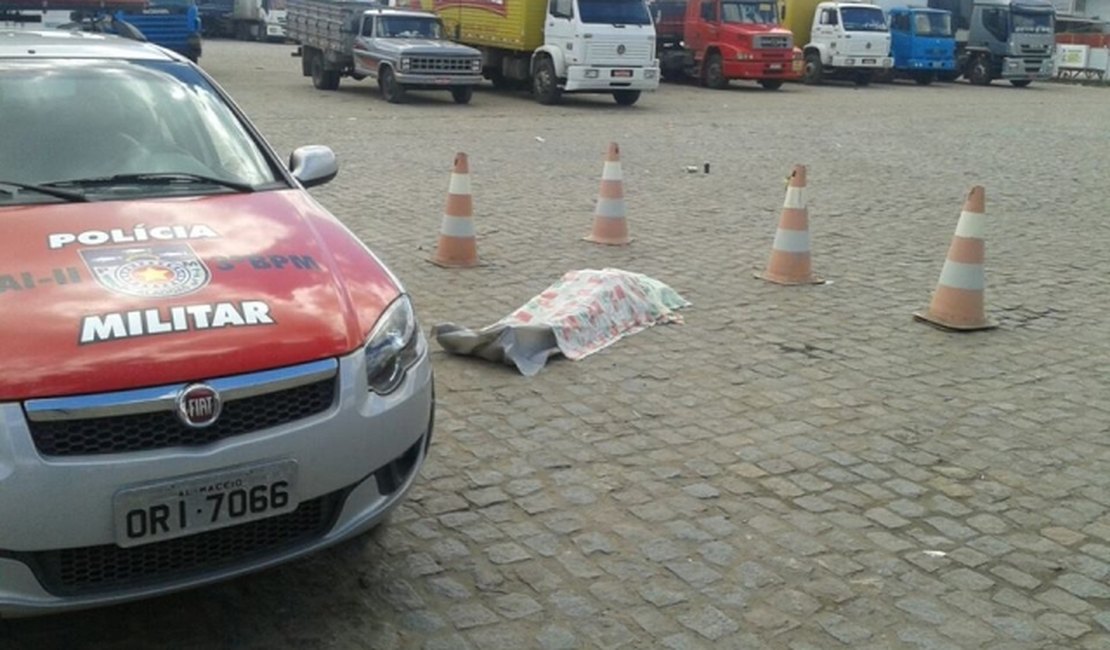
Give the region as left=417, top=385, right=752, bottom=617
left=286, top=0, right=367, bottom=53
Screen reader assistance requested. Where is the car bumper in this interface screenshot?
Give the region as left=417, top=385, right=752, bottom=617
left=564, top=64, right=660, bottom=92
left=722, top=58, right=803, bottom=80
left=395, top=71, right=483, bottom=87
left=830, top=55, right=894, bottom=69
left=0, top=342, right=434, bottom=617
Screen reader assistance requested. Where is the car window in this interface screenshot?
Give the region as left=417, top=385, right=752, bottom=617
left=0, top=58, right=282, bottom=201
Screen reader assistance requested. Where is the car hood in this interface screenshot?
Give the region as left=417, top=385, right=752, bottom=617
left=379, top=39, right=479, bottom=56
left=0, top=190, right=401, bottom=400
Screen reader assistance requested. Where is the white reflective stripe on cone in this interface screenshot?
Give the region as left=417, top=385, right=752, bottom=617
left=953, top=211, right=986, bottom=239
left=771, top=228, right=810, bottom=253
left=938, top=260, right=985, bottom=291
left=594, top=198, right=626, bottom=218
left=439, top=215, right=476, bottom=238
left=783, top=186, right=805, bottom=209
left=447, top=173, right=471, bottom=195
left=601, top=161, right=623, bottom=181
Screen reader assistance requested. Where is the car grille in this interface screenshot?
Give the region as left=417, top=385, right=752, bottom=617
left=756, top=35, right=792, bottom=50
left=24, top=489, right=346, bottom=597
left=408, top=57, right=476, bottom=73
left=27, top=378, right=336, bottom=457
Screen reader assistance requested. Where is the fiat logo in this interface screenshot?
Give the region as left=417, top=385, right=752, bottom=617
left=617, top=44, right=626, bottom=55
left=177, top=383, right=221, bottom=428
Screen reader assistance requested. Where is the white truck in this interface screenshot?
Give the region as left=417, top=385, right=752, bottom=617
left=780, top=0, right=893, bottom=84
left=423, top=0, right=661, bottom=106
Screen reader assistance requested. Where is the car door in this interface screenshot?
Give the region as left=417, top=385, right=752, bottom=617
left=352, top=14, right=379, bottom=77
left=546, top=0, right=575, bottom=58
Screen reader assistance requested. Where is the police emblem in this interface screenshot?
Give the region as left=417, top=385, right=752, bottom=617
left=80, top=244, right=211, bottom=298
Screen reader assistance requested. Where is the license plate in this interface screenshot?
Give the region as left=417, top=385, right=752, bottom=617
left=113, top=460, right=298, bottom=548
left=611, top=69, right=633, bottom=78
left=768, top=63, right=783, bottom=70
left=862, top=58, right=876, bottom=64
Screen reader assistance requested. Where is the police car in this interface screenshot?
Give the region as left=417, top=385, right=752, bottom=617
left=0, top=29, right=434, bottom=615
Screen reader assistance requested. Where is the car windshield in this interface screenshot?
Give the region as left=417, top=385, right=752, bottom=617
left=721, top=1, right=778, bottom=24
left=0, top=59, right=281, bottom=204
left=578, top=0, right=652, bottom=26
left=840, top=7, right=887, bottom=31
left=1012, top=11, right=1053, bottom=33
left=914, top=11, right=952, bottom=36
left=378, top=16, right=443, bottom=38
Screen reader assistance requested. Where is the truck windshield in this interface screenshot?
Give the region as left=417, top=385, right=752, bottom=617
left=1012, top=11, right=1053, bottom=34
left=578, top=0, right=652, bottom=25
left=913, top=12, right=951, bottom=36
left=840, top=7, right=887, bottom=31
left=378, top=16, right=443, bottom=38
left=721, top=1, right=778, bottom=24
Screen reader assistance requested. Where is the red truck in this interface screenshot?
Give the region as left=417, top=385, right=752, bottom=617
left=653, top=0, right=802, bottom=89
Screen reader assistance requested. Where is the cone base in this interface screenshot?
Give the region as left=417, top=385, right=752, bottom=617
left=584, top=235, right=632, bottom=246
left=755, top=271, right=825, bottom=286
left=913, top=310, right=998, bottom=332
left=429, top=256, right=481, bottom=269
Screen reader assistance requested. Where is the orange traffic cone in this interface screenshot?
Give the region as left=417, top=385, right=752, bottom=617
left=585, top=142, right=631, bottom=245
left=758, top=164, right=823, bottom=285
left=430, top=152, right=479, bottom=268
left=914, top=186, right=997, bottom=331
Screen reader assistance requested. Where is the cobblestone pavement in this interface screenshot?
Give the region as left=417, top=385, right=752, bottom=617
left=4, top=39, right=1110, bottom=650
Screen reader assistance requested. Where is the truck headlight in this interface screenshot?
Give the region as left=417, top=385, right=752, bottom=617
left=586, top=69, right=599, bottom=78
left=644, top=69, right=657, bottom=79
left=364, top=295, right=420, bottom=395
left=737, top=52, right=753, bottom=60
left=401, top=58, right=411, bottom=71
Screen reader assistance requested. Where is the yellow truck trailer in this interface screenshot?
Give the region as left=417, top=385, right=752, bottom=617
left=405, top=0, right=660, bottom=105
left=778, top=0, right=823, bottom=47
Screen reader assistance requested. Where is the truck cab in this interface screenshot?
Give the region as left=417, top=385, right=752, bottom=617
left=929, top=0, right=1055, bottom=85
left=886, top=6, right=955, bottom=84
left=115, top=0, right=203, bottom=61
left=655, top=0, right=801, bottom=89
left=799, top=1, right=893, bottom=84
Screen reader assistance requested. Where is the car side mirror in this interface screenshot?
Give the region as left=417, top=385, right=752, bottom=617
left=289, top=145, right=338, bottom=188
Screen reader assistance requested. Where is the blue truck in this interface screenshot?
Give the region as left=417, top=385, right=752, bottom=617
left=116, top=0, right=203, bottom=61
left=884, top=6, right=956, bottom=84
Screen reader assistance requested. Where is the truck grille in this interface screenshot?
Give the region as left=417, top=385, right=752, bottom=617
left=755, top=35, right=792, bottom=50
left=27, top=377, right=337, bottom=457
left=586, top=41, right=653, bottom=64
left=407, top=57, right=476, bottom=73
left=21, top=488, right=345, bottom=597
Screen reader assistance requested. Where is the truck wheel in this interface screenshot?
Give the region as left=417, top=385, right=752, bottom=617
left=379, top=66, right=406, bottom=103
left=913, top=71, right=935, bottom=85
left=612, top=90, right=640, bottom=106
left=532, top=57, right=562, bottom=105
left=968, top=57, right=992, bottom=86
left=759, top=80, right=784, bottom=90
left=1010, top=79, right=1032, bottom=88
left=802, top=52, right=823, bottom=85
left=311, top=55, right=340, bottom=91
left=702, top=54, right=727, bottom=89
left=854, top=71, right=872, bottom=86
left=451, top=87, right=474, bottom=104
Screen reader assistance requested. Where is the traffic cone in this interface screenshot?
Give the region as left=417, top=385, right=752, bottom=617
left=585, top=142, right=631, bottom=245
left=758, top=164, right=823, bottom=285
left=914, top=186, right=997, bottom=331
left=430, top=152, right=479, bottom=268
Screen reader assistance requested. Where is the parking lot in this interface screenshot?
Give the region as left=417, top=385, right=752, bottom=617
left=4, top=38, right=1110, bottom=649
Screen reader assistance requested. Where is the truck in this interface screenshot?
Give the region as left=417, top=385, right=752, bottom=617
left=287, top=0, right=484, bottom=103
left=779, top=0, right=894, bottom=84
left=198, top=0, right=288, bottom=41
left=927, top=0, right=1055, bottom=85
left=1, top=0, right=202, bottom=60
left=417, top=0, right=660, bottom=106
left=653, top=0, right=802, bottom=89
left=882, top=6, right=955, bottom=83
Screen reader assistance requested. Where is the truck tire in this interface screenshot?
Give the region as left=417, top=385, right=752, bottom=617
left=702, top=53, right=727, bottom=89
left=759, top=80, right=784, bottom=90
left=913, top=71, right=935, bottom=85
left=612, top=90, right=641, bottom=106
left=532, top=57, right=562, bottom=105
left=1010, top=79, right=1032, bottom=88
left=802, top=51, right=823, bottom=85
left=379, top=66, right=406, bottom=103
left=968, top=56, right=992, bottom=86
left=451, top=87, right=474, bottom=104
left=311, top=54, right=340, bottom=91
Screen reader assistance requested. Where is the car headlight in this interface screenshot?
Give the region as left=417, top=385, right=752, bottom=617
left=470, top=59, right=481, bottom=72
left=364, top=295, right=420, bottom=395
left=401, top=58, right=411, bottom=71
